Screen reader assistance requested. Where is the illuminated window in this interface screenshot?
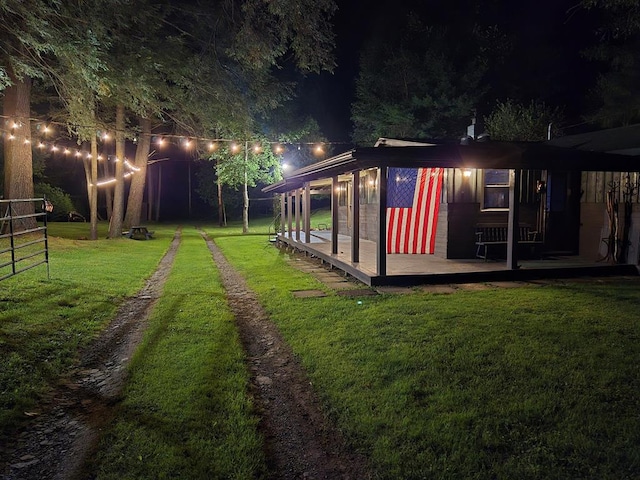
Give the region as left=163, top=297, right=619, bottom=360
left=359, top=169, right=378, bottom=204
left=483, top=169, right=510, bottom=209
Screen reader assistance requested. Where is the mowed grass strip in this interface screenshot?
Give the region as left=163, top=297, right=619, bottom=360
left=93, top=227, right=265, bottom=480
left=211, top=232, right=640, bottom=480
left=0, top=223, right=175, bottom=440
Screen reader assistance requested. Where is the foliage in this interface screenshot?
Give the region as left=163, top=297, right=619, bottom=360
left=484, top=100, right=564, bottom=141
left=581, top=0, right=640, bottom=126
left=34, top=183, right=75, bottom=220
left=214, top=138, right=283, bottom=191
left=351, top=16, right=487, bottom=145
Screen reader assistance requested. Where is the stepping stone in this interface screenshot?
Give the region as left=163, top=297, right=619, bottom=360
left=325, top=281, right=355, bottom=290
left=456, top=283, right=492, bottom=291
left=291, top=290, right=327, bottom=298
left=335, top=289, right=378, bottom=297
left=419, top=285, right=458, bottom=294
left=375, top=286, right=415, bottom=294
left=487, top=281, right=527, bottom=288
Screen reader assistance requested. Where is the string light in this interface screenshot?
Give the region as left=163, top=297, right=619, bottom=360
left=230, top=143, right=240, bottom=154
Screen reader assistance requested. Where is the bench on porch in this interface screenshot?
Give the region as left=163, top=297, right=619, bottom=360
left=124, top=226, right=154, bottom=240
left=475, top=223, right=542, bottom=260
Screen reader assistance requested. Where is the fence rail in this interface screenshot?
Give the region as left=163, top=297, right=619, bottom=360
left=0, top=197, right=50, bottom=281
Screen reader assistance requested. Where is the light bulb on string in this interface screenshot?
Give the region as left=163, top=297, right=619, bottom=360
left=274, top=144, right=284, bottom=154
left=51, top=145, right=59, bottom=152
left=208, top=142, right=217, bottom=151
left=253, top=144, right=262, bottom=154
left=230, top=143, right=240, bottom=154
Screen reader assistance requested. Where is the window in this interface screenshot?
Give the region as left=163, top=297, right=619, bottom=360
left=359, top=169, right=378, bottom=204
left=483, top=169, right=510, bottom=209
left=337, top=181, right=348, bottom=206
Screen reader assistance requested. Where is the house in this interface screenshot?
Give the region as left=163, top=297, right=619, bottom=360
left=263, top=134, right=640, bottom=285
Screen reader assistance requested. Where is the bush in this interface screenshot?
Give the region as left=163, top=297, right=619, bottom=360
left=34, top=183, right=76, bottom=221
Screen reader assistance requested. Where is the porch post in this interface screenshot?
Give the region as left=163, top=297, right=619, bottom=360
left=294, top=188, right=301, bottom=241
left=352, top=170, right=360, bottom=263
left=331, top=176, right=339, bottom=255
left=280, top=193, right=285, bottom=238
left=287, top=192, right=293, bottom=242
left=304, top=182, right=311, bottom=243
left=507, top=169, right=521, bottom=269
left=377, top=167, right=387, bottom=276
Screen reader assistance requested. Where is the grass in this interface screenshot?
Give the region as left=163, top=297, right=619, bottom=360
left=92, top=227, right=265, bottom=480
left=4, top=219, right=640, bottom=479
left=208, top=231, right=640, bottom=480
left=0, top=223, right=175, bottom=439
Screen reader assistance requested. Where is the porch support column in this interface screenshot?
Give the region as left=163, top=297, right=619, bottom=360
left=294, top=188, right=301, bottom=242
left=304, top=182, right=311, bottom=243
left=280, top=194, right=285, bottom=239
left=287, top=192, right=293, bottom=242
left=331, top=175, right=339, bottom=255
left=377, top=167, right=388, bottom=276
left=351, top=170, right=360, bottom=263
left=507, top=169, right=521, bottom=269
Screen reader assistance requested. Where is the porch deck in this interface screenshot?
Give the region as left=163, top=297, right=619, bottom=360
left=277, top=230, right=637, bottom=286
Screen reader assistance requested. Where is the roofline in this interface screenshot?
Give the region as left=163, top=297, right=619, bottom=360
left=263, top=142, right=640, bottom=194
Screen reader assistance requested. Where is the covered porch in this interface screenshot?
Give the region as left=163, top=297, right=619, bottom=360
left=266, top=142, right=640, bottom=285
left=277, top=230, right=635, bottom=286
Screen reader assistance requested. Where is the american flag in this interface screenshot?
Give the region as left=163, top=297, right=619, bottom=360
left=386, top=167, right=443, bottom=254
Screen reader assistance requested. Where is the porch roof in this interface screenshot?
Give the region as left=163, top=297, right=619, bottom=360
left=264, top=141, right=640, bottom=194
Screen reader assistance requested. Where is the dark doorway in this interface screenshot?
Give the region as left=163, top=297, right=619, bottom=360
left=544, top=171, right=581, bottom=254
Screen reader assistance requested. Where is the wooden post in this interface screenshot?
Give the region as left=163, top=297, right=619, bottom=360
left=304, top=182, right=311, bottom=243
left=352, top=170, right=360, bottom=263
left=332, top=176, right=339, bottom=255
left=280, top=193, right=286, bottom=239
left=377, top=167, right=387, bottom=276
left=287, top=192, right=293, bottom=242
left=294, top=188, right=301, bottom=241
left=507, top=169, right=521, bottom=269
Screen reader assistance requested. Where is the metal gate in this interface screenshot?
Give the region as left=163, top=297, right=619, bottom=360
left=0, top=197, right=50, bottom=281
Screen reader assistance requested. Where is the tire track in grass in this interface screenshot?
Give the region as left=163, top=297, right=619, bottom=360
left=201, top=231, right=371, bottom=480
left=1, top=230, right=182, bottom=480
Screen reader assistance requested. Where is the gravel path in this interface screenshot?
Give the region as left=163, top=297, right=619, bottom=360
left=0, top=230, right=182, bottom=480
left=202, top=232, right=371, bottom=480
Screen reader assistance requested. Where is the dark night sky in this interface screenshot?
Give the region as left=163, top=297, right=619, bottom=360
left=303, top=0, right=602, bottom=143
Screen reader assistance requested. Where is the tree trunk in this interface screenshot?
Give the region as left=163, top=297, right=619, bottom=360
left=108, top=104, right=125, bottom=238
left=3, top=74, right=36, bottom=230
left=124, top=117, right=151, bottom=228
left=242, top=148, right=249, bottom=234
left=217, top=160, right=226, bottom=227
left=90, top=133, right=98, bottom=240
left=103, top=155, right=113, bottom=221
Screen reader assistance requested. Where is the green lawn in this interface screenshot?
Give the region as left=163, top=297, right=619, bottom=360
left=92, top=227, right=265, bottom=480
left=0, top=223, right=175, bottom=438
left=3, top=220, right=640, bottom=479
left=209, top=231, right=640, bottom=480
